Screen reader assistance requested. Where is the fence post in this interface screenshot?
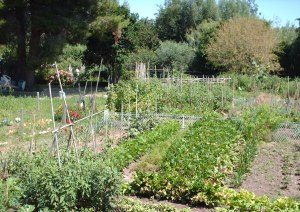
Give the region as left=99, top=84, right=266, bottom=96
left=55, top=62, right=79, bottom=162
left=135, top=84, right=138, bottom=118
left=180, top=73, right=183, bottom=92
left=104, top=110, right=109, bottom=143
left=155, top=96, right=158, bottom=114
left=29, top=113, right=36, bottom=154
left=181, top=115, right=185, bottom=129
left=121, top=101, right=124, bottom=122
left=222, top=83, right=224, bottom=108
left=37, top=92, right=40, bottom=114
left=19, top=109, right=24, bottom=141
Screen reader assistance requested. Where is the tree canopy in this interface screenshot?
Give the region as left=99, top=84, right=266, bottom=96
left=0, top=0, right=299, bottom=88
left=206, top=17, right=279, bottom=74
left=0, top=0, right=97, bottom=87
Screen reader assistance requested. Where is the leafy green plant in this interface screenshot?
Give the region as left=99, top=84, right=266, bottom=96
left=6, top=149, right=122, bottom=211
left=115, top=197, right=191, bottom=212
left=0, top=177, right=23, bottom=210
left=105, top=121, right=180, bottom=171
left=129, top=115, right=243, bottom=203
left=108, top=78, right=234, bottom=115
left=127, top=108, right=298, bottom=210
left=128, top=115, right=159, bottom=138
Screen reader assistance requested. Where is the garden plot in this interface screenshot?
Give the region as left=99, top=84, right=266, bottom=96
left=241, top=123, right=300, bottom=198
left=2, top=77, right=300, bottom=211
left=0, top=95, right=107, bottom=153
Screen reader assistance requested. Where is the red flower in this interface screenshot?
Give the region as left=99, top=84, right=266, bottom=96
left=66, top=119, right=73, bottom=124
left=72, top=112, right=80, bottom=119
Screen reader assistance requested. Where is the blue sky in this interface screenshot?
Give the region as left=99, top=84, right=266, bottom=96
left=120, top=0, right=300, bottom=27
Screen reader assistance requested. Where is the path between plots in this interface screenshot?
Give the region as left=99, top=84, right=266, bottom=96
left=240, top=130, right=300, bottom=199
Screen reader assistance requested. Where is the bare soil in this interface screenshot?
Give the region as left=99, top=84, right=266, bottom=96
left=240, top=128, right=300, bottom=199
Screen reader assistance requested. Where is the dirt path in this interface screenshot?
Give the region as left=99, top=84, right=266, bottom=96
left=240, top=128, right=300, bottom=198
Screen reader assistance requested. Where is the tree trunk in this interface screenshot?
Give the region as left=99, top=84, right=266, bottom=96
left=15, top=6, right=27, bottom=82
left=27, top=27, right=41, bottom=89
left=26, top=1, right=42, bottom=89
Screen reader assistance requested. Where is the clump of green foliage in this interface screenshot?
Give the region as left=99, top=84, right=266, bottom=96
left=207, top=17, right=279, bottom=73
left=156, top=41, right=195, bottom=72
left=107, top=79, right=234, bottom=114
left=4, top=149, right=122, bottom=211
left=116, top=197, right=191, bottom=212
left=105, top=121, right=180, bottom=171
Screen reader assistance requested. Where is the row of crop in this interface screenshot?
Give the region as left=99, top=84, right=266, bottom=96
left=107, top=79, right=234, bottom=115
left=104, top=120, right=180, bottom=171
left=223, top=73, right=300, bottom=98
left=127, top=107, right=299, bottom=210
left=115, top=197, right=190, bottom=212
left=232, top=106, right=286, bottom=186
left=128, top=115, right=242, bottom=202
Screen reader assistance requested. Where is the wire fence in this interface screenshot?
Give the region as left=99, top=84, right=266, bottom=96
left=232, top=96, right=300, bottom=115
left=0, top=109, right=202, bottom=155
left=273, top=122, right=300, bottom=142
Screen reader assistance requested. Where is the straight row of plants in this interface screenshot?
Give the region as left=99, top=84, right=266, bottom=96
left=107, top=79, right=234, bottom=115
left=104, top=120, right=180, bottom=171
left=127, top=107, right=299, bottom=210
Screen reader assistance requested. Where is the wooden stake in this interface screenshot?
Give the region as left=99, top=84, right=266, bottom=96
left=29, top=113, right=36, bottom=154
left=19, top=109, right=24, bottom=141
left=135, top=84, right=138, bottom=118
left=37, top=92, right=40, bottom=115
left=55, top=62, right=79, bottom=162
left=49, top=83, right=61, bottom=168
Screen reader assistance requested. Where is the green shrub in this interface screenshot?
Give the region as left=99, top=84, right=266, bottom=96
left=207, top=17, right=279, bottom=73
left=0, top=180, right=4, bottom=211
left=0, top=178, right=23, bottom=210
left=156, top=41, right=195, bottom=72
left=123, top=48, right=157, bottom=70
left=7, top=150, right=122, bottom=211
left=57, top=44, right=87, bottom=71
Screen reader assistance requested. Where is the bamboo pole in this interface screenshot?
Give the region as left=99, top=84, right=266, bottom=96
left=91, top=59, right=103, bottom=152
left=49, top=83, right=61, bottom=168
left=135, top=84, right=138, bottom=118
left=55, top=62, right=79, bottom=161
left=29, top=113, right=36, bottom=154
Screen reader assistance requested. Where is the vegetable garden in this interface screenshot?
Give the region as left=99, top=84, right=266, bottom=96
left=1, top=73, right=300, bottom=211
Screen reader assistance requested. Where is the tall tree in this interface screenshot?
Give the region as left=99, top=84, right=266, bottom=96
left=218, top=0, right=257, bottom=20
left=0, top=0, right=97, bottom=88
left=124, top=18, right=160, bottom=51
left=156, top=0, right=219, bottom=42
left=206, top=17, right=279, bottom=74
left=84, top=1, right=131, bottom=83
left=187, top=20, right=220, bottom=74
